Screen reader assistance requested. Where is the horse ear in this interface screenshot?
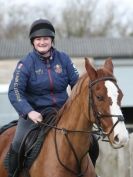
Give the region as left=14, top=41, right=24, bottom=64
left=104, top=57, right=114, bottom=74
left=85, top=57, right=97, bottom=80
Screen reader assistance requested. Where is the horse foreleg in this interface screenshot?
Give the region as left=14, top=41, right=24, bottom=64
left=84, top=154, right=96, bottom=177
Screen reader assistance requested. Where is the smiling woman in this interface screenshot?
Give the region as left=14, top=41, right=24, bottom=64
left=2, top=18, right=79, bottom=177
left=33, top=37, right=53, bottom=55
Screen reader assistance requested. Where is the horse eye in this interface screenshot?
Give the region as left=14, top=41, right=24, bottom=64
left=96, top=95, right=104, bottom=101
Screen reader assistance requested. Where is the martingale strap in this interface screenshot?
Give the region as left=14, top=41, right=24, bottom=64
left=54, top=128, right=89, bottom=177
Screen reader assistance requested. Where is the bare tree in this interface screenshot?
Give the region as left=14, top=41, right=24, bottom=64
left=2, top=2, right=58, bottom=39
left=3, top=2, right=31, bottom=39
left=0, top=13, right=4, bottom=37
left=0, top=0, right=7, bottom=38
left=0, top=0, right=133, bottom=39
left=90, top=2, right=115, bottom=37
left=58, top=0, right=98, bottom=38
left=57, top=0, right=133, bottom=38
left=59, top=0, right=117, bottom=37
left=113, top=9, right=133, bottom=37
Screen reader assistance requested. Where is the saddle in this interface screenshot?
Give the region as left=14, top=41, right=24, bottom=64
left=3, top=107, right=58, bottom=175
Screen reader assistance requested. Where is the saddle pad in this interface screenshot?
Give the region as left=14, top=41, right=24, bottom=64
left=0, top=120, right=18, bottom=134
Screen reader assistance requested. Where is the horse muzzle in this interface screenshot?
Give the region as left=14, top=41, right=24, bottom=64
left=110, top=127, right=129, bottom=149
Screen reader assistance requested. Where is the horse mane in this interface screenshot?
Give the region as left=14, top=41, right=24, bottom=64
left=57, top=73, right=89, bottom=120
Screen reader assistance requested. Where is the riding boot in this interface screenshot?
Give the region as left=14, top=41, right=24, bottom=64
left=8, top=146, right=19, bottom=177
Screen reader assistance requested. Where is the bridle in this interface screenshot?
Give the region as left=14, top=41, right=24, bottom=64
left=89, top=76, right=125, bottom=140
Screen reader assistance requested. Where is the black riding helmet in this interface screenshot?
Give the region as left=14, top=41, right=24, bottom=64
left=29, top=19, right=55, bottom=43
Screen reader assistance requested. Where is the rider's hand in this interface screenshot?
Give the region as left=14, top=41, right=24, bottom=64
left=28, top=111, right=43, bottom=124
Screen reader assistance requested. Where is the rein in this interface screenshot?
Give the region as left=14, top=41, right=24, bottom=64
left=38, top=122, right=100, bottom=135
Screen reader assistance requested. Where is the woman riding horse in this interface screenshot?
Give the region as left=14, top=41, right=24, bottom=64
left=2, top=19, right=99, bottom=177
left=0, top=57, right=129, bottom=177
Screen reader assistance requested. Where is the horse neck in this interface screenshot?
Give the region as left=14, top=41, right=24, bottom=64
left=57, top=76, right=92, bottom=155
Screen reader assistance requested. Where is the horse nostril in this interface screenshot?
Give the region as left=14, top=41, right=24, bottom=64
left=114, top=134, right=119, bottom=142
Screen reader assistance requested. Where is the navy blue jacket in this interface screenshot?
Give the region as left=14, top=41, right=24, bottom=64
left=8, top=48, right=79, bottom=118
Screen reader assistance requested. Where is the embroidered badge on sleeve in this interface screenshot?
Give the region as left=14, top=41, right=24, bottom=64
left=17, top=63, right=23, bottom=69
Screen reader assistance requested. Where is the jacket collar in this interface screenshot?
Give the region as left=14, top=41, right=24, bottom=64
left=33, top=47, right=55, bottom=61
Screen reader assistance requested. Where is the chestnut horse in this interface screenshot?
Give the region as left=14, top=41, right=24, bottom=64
left=0, top=58, right=129, bottom=177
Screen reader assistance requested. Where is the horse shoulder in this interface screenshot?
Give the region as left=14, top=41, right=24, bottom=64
left=0, top=127, right=16, bottom=154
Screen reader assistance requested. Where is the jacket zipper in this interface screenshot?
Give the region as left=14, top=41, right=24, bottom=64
left=47, top=61, right=56, bottom=104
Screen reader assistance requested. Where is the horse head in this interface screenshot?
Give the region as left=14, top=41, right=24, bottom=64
left=85, top=57, right=129, bottom=149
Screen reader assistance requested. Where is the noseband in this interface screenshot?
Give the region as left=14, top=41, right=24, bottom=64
left=89, top=77, right=125, bottom=139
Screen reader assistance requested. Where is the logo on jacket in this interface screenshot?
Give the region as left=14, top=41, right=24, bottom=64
left=54, top=64, right=62, bottom=73
left=35, top=69, right=44, bottom=75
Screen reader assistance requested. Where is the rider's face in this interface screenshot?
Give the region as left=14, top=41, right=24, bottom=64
left=33, top=37, right=52, bottom=55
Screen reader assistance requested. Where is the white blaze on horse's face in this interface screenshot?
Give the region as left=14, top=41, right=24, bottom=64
left=105, top=81, right=129, bottom=148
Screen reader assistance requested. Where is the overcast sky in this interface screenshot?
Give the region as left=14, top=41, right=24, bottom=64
left=4, top=0, right=133, bottom=20
left=1, top=0, right=133, bottom=32
left=2, top=0, right=133, bottom=19
left=3, top=0, right=133, bottom=10
left=13, top=0, right=133, bottom=7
